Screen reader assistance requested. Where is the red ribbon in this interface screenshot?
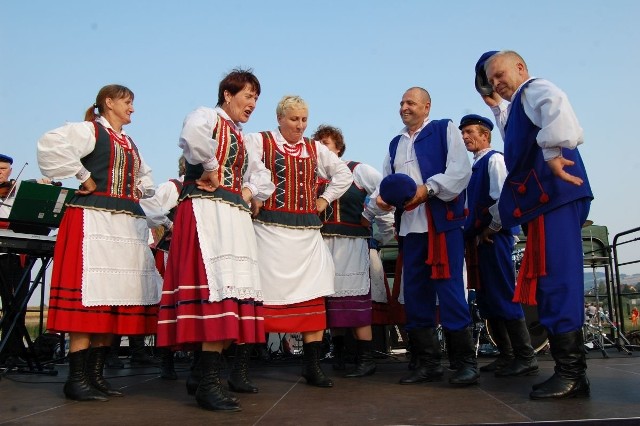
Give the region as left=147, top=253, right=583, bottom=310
left=513, top=215, right=546, bottom=305
left=425, top=206, right=451, bottom=279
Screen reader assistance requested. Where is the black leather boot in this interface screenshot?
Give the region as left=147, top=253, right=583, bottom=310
left=530, top=331, right=590, bottom=400
left=302, top=341, right=334, bottom=387
left=399, top=328, right=444, bottom=384
left=344, top=339, right=376, bottom=378
left=406, top=337, right=418, bottom=370
left=105, top=335, right=124, bottom=369
left=186, top=350, right=201, bottom=395
left=496, top=318, right=539, bottom=377
left=63, top=349, right=109, bottom=402
left=129, top=335, right=158, bottom=365
left=448, top=328, right=480, bottom=386
left=228, top=344, right=259, bottom=393
left=196, top=351, right=241, bottom=411
left=443, top=329, right=461, bottom=371
left=331, top=335, right=346, bottom=370
left=87, top=346, right=124, bottom=397
left=187, top=349, right=238, bottom=402
left=480, top=319, right=513, bottom=373
left=158, top=347, right=177, bottom=380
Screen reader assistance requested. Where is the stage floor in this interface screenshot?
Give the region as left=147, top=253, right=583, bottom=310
left=2, top=347, right=640, bottom=426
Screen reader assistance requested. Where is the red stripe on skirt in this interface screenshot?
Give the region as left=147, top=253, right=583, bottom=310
left=156, top=198, right=265, bottom=348
left=263, top=297, right=327, bottom=333
left=46, top=207, right=158, bottom=335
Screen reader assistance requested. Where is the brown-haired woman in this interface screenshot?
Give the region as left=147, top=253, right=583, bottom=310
left=155, top=68, right=275, bottom=412
left=37, top=84, right=162, bottom=401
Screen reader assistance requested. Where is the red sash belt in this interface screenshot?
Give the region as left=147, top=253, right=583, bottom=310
left=425, top=206, right=451, bottom=279
left=513, top=215, right=546, bottom=305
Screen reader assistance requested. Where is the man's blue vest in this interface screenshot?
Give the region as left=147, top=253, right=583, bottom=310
left=499, top=79, right=593, bottom=228
left=389, top=119, right=467, bottom=233
left=465, top=150, right=499, bottom=238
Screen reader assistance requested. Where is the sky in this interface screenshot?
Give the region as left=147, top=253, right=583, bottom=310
left=1, top=0, right=640, bottom=274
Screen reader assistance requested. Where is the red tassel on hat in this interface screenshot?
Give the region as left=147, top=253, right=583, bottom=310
left=512, top=215, right=547, bottom=305
left=425, top=206, right=451, bottom=279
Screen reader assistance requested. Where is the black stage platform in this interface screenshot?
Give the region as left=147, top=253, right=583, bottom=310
left=2, top=347, right=640, bottom=426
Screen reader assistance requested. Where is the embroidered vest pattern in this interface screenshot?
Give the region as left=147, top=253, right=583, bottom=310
left=261, top=131, right=318, bottom=213
left=67, top=121, right=145, bottom=217
left=181, top=114, right=249, bottom=210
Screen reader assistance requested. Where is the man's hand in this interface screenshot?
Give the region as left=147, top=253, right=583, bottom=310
left=547, top=157, right=583, bottom=186
left=375, top=195, right=393, bottom=212
left=403, top=185, right=427, bottom=211
left=360, top=216, right=371, bottom=228
left=481, top=91, right=502, bottom=107
left=316, top=197, right=329, bottom=213
left=196, top=170, right=220, bottom=192
left=76, top=177, right=97, bottom=195
left=479, top=227, right=498, bottom=244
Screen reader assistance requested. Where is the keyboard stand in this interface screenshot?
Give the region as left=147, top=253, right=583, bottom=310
left=0, top=254, right=58, bottom=376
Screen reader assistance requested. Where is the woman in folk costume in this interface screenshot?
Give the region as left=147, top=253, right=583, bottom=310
left=244, top=96, right=352, bottom=388
left=312, top=124, right=395, bottom=378
left=155, top=68, right=274, bottom=412
left=37, top=84, right=162, bottom=402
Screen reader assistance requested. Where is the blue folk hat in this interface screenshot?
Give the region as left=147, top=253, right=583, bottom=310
left=475, top=50, right=499, bottom=95
left=379, top=173, right=417, bottom=209
left=459, top=114, right=494, bottom=131
left=0, top=154, right=13, bottom=164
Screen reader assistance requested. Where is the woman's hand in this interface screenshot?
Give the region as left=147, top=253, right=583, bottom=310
left=316, top=197, right=329, bottom=213
left=196, top=170, right=220, bottom=192
left=76, top=177, right=97, bottom=195
left=251, top=199, right=263, bottom=218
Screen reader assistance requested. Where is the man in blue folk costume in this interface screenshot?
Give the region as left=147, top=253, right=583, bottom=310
left=479, top=50, right=593, bottom=399
left=376, top=87, right=476, bottom=386
left=459, top=114, right=538, bottom=378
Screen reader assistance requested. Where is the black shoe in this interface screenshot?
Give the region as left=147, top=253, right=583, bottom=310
left=344, top=340, right=376, bottom=378
left=399, top=365, right=444, bottom=384
left=196, top=351, right=241, bottom=412
left=158, top=348, right=177, bottom=380
left=64, top=349, right=109, bottom=402
left=302, top=342, right=333, bottom=387
left=399, top=328, right=443, bottom=384
left=529, top=331, right=590, bottom=400
left=480, top=357, right=512, bottom=373
left=87, top=346, right=124, bottom=397
left=530, top=374, right=590, bottom=399
left=228, top=344, right=259, bottom=393
left=447, top=328, right=479, bottom=386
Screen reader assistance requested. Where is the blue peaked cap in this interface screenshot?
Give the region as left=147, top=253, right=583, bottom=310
left=459, top=114, right=494, bottom=131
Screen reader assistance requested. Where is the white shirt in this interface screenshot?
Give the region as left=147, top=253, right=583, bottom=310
left=37, top=116, right=155, bottom=197
left=491, top=78, right=584, bottom=161
left=244, top=129, right=353, bottom=205
left=179, top=107, right=275, bottom=201
left=347, top=160, right=395, bottom=245
left=373, top=119, right=472, bottom=237
left=140, top=176, right=183, bottom=229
